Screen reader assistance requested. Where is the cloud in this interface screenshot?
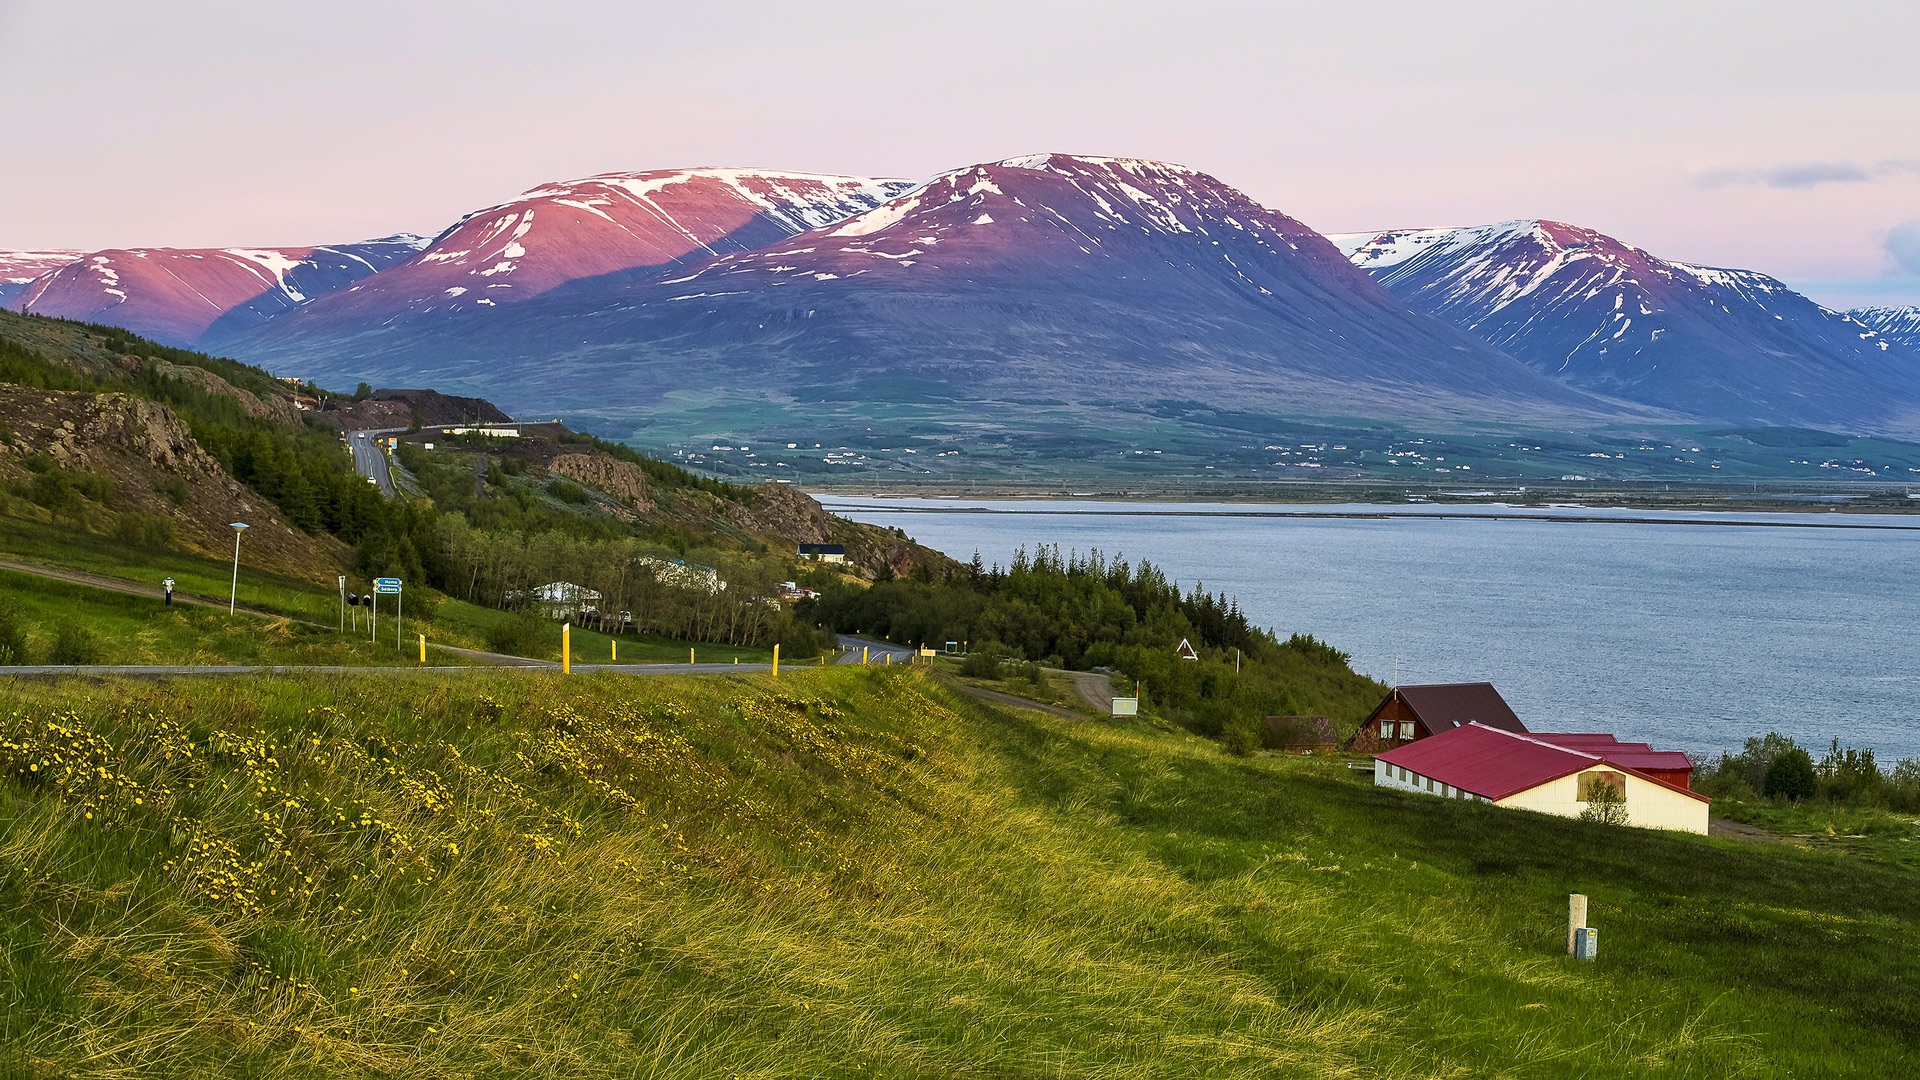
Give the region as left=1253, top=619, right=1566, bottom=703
left=1695, top=159, right=1920, bottom=190
left=1888, top=221, right=1920, bottom=276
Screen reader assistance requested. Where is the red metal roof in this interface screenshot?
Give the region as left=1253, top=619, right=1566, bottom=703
left=1389, top=682, right=1528, bottom=734
left=1376, top=723, right=1709, bottom=803
left=1531, top=733, right=1694, bottom=775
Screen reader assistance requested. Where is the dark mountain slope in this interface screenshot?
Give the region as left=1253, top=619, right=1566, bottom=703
left=1333, top=221, right=1920, bottom=436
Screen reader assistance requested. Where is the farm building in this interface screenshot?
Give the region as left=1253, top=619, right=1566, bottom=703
left=1528, top=733, right=1696, bottom=790
left=1360, top=682, right=1527, bottom=749
left=1373, top=722, right=1709, bottom=834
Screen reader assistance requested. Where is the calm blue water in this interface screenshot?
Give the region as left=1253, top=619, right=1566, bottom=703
left=824, top=498, right=1920, bottom=762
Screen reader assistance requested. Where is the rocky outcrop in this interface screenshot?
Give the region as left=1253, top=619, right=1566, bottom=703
left=0, top=388, right=344, bottom=579
left=147, top=360, right=305, bottom=426
left=725, top=482, right=836, bottom=544
left=549, top=452, right=652, bottom=512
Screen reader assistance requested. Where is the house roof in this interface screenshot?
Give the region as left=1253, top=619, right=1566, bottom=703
left=1377, top=723, right=1709, bottom=803
left=1530, top=733, right=1695, bottom=774
left=1386, top=682, right=1528, bottom=734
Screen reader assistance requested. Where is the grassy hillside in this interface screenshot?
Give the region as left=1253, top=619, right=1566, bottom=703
left=2, top=668, right=1912, bottom=1077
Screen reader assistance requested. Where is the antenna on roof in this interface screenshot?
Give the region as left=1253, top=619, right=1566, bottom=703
left=1392, top=655, right=1400, bottom=694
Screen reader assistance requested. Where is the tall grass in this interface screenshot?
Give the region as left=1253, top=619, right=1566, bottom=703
left=0, top=668, right=1914, bottom=1077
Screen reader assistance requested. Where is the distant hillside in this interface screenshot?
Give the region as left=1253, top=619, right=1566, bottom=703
left=6, top=237, right=428, bottom=348
left=1852, top=305, right=1920, bottom=352
left=1332, top=221, right=1920, bottom=436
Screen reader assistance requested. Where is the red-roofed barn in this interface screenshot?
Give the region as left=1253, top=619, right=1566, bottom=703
left=1373, top=723, right=1708, bottom=834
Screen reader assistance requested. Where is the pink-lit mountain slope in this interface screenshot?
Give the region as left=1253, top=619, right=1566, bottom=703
left=1332, top=222, right=1920, bottom=434
left=1851, top=306, right=1920, bottom=353
left=0, top=251, right=82, bottom=308
left=279, top=169, right=916, bottom=322
left=239, top=155, right=1630, bottom=431
left=11, top=237, right=428, bottom=348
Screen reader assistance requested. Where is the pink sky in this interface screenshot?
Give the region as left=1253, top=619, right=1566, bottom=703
left=3, top=0, right=1917, bottom=307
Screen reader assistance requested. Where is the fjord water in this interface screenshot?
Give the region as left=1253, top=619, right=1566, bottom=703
left=825, top=498, right=1920, bottom=762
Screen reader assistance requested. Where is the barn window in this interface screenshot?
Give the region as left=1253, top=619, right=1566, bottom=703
left=1380, top=720, right=1394, bottom=739
left=1578, top=771, right=1626, bottom=802
left=1398, top=721, right=1416, bottom=740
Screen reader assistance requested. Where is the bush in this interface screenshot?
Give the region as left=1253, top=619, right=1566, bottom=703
left=27, top=469, right=73, bottom=512
left=112, top=513, right=178, bottom=550
left=1221, top=714, right=1263, bottom=757
left=47, top=621, right=103, bottom=665
left=549, top=479, right=591, bottom=505
left=485, top=611, right=555, bottom=658
left=157, top=474, right=191, bottom=506
left=961, top=643, right=1009, bottom=679
left=1765, top=746, right=1816, bottom=801
left=1580, top=780, right=1630, bottom=825
left=0, top=597, right=29, bottom=665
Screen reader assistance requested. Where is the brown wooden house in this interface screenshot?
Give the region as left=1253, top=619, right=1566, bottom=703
left=1358, top=682, right=1527, bottom=750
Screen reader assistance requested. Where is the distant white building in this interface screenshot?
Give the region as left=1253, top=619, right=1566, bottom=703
left=521, top=581, right=601, bottom=619
left=637, top=556, right=726, bottom=593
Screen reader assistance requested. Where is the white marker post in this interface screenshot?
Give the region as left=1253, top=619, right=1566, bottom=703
left=227, top=522, right=248, bottom=614
left=1568, top=893, right=1589, bottom=956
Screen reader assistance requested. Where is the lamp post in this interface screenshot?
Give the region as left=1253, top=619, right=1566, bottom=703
left=227, top=522, right=249, bottom=615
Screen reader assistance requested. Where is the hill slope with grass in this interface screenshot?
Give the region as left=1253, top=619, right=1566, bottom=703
left=1, top=666, right=1914, bottom=1078
left=0, top=308, right=953, bottom=666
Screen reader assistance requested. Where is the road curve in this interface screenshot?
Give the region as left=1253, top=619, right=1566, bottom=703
left=349, top=431, right=397, bottom=498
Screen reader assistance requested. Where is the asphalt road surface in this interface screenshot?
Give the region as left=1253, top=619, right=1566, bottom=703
left=349, top=430, right=397, bottom=497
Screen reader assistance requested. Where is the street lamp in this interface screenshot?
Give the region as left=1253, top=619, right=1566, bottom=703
left=228, top=522, right=249, bottom=614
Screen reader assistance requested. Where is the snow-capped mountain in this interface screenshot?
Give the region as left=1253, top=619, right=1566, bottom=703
left=1332, top=221, right=1920, bottom=433
left=11, top=237, right=428, bottom=348
left=1851, top=306, right=1920, bottom=352
left=282, top=169, right=916, bottom=321
left=0, top=250, right=82, bottom=307
left=239, top=155, right=1625, bottom=433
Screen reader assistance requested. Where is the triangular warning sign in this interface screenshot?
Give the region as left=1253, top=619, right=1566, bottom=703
left=1175, top=638, right=1199, bottom=660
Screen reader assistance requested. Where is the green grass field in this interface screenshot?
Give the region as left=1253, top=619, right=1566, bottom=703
left=0, top=567, right=400, bottom=667
left=1, top=667, right=1912, bottom=1077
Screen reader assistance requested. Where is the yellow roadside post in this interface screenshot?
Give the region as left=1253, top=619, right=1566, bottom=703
left=612, top=640, right=617, bottom=662
left=690, top=647, right=696, bottom=665
left=418, top=633, right=425, bottom=663
left=772, top=643, right=780, bottom=679
left=563, top=623, right=571, bottom=674
left=862, top=646, right=869, bottom=665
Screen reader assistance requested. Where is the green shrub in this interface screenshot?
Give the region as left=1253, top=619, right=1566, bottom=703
left=485, top=611, right=555, bottom=658
left=0, top=597, right=28, bottom=665
left=72, top=471, right=115, bottom=503
left=112, top=513, right=178, bottom=550
left=47, top=621, right=103, bottom=664
left=157, top=474, right=191, bottom=506
left=1765, top=746, right=1817, bottom=801
left=1221, top=713, right=1263, bottom=757
left=549, top=478, right=591, bottom=505
left=961, top=644, right=1009, bottom=679
left=27, top=469, right=73, bottom=512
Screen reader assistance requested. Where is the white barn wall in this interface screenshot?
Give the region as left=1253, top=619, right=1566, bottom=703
left=1496, top=773, right=1707, bottom=834
left=1374, top=760, right=1707, bottom=833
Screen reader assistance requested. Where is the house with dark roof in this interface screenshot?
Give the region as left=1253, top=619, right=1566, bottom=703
left=798, top=543, right=847, bottom=563
left=1360, top=682, right=1526, bottom=749
left=1373, top=722, right=1708, bottom=833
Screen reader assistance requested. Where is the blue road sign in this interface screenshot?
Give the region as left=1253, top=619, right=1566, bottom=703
left=373, top=577, right=403, bottom=595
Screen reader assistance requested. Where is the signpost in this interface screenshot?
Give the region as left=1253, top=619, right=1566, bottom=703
left=338, top=575, right=347, bottom=632
left=162, top=577, right=175, bottom=607
left=227, top=522, right=248, bottom=614
left=374, top=578, right=402, bottom=649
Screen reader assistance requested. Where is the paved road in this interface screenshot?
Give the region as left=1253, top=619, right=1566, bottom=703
left=349, top=430, right=397, bottom=497
left=1072, top=671, right=1116, bottom=711
left=835, top=635, right=917, bottom=665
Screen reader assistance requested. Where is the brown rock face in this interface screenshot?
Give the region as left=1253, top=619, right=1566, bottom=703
left=725, top=483, right=837, bottom=544
left=0, top=388, right=345, bottom=579
left=549, top=453, right=652, bottom=512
